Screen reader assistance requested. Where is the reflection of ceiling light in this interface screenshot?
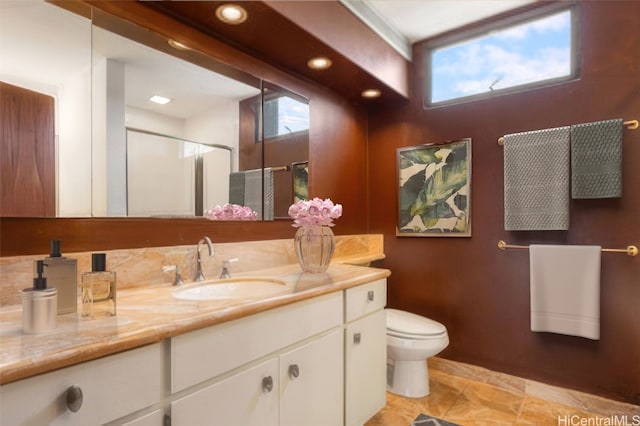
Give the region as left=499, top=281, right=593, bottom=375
left=361, top=89, right=381, bottom=99
left=168, top=39, right=190, bottom=50
left=215, top=4, right=248, bottom=24
left=307, top=57, right=332, bottom=70
left=150, top=95, right=171, bottom=105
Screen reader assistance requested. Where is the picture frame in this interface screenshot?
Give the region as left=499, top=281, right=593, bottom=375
left=292, top=161, right=309, bottom=202
left=396, top=138, right=471, bottom=237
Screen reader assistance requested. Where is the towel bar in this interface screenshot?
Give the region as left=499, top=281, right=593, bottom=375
left=497, top=240, right=638, bottom=256
left=497, top=119, right=638, bottom=145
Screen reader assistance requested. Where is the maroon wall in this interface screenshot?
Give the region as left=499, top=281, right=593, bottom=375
left=367, top=1, right=640, bottom=404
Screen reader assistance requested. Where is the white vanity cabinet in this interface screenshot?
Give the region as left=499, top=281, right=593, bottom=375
left=0, top=275, right=389, bottom=426
left=170, top=292, right=344, bottom=426
left=344, top=279, right=387, bottom=426
left=0, top=343, right=163, bottom=426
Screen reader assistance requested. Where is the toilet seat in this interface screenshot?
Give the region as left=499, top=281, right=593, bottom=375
left=386, top=308, right=447, bottom=339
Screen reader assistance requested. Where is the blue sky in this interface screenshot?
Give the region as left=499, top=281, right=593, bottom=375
left=431, top=10, right=572, bottom=103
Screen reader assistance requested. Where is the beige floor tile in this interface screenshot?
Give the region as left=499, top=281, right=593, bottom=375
left=515, top=395, right=602, bottom=425
left=440, top=381, right=524, bottom=425
left=365, top=372, right=468, bottom=426
left=368, top=358, right=640, bottom=426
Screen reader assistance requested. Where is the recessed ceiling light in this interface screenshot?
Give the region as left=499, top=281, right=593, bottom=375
left=307, top=57, right=332, bottom=70
left=168, top=39, right=190, bottom=51
left=361, top=89, right=381, bottom=99
left=216, top=4, right=248, bottom=25
left=150, top=95, right=171, bottom=105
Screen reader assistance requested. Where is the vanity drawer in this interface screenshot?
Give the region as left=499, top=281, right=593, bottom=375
left=0, top=343, right=163, bottom=426
left=344, top=279, right=387, bottom=322
left=171, top=291, right=342, bottom=393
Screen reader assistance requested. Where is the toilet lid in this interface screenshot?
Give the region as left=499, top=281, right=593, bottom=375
left=386, top=309, right=447, bottom=337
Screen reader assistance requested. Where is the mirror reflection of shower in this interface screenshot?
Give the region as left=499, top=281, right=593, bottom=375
left=126, top=128, right=232, bottom=217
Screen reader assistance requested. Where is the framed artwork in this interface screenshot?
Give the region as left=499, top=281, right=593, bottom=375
left=396, top=138, right=471, bottom=237
left=292, top=161, right=309, bottom=202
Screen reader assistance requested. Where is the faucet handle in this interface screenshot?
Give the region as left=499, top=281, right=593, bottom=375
left=220, top=258, right=239, bottom=279
left=163, top=265, right=185, bottom=286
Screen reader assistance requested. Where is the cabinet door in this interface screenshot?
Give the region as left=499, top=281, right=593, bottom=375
left=280, top=329, right=343, bottom=426
left=171, top=357, right=279, bottom=426
left=0, top=344, right=162, bottom=426
left=345, top=310, right=387, bottom=426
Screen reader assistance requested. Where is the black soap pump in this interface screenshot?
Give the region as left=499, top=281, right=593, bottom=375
left=21, top=260, right=58, bottom=333
left=34, top=260, right=47, bottom=289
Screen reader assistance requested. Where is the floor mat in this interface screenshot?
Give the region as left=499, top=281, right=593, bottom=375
left=411, top=413, right=460, bottom=426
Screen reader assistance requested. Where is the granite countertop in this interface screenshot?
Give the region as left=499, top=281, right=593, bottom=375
left=0, top=263, right=390, bottom=385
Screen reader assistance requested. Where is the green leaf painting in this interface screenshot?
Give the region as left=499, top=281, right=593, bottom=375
left=293, top=162, right=309, bottom=202
left=397, top=139, right=471, bottom=236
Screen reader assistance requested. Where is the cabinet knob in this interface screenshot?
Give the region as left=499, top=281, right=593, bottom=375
left=288, top=364, right=300, bottom=379
left=66, top=385, right=83, bottom=412
left=367, top=290, right=375, bottom=302
left=262, top=376, right=274, bottom=393
left=353, top=332, right=362, bottom=344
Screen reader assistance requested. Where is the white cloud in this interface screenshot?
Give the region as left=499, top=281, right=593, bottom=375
left=494, top=10, right=570, bottom=40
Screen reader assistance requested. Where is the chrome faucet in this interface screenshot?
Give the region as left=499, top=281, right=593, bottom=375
left=195, top=236, right=214, bottom=281
left=219, top=258, right=239, bottom=279
left=163, top=265, right=185, bottom=286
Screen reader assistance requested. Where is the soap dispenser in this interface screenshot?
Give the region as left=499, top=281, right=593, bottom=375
left=21, top=260, right=58, bottom=334
left=81, top=253, right=116, bottom=319
left=41, top=240, right=78, bottom=314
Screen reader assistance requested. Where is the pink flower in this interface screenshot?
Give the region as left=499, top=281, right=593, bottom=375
left=288, top=197, right=342, bottom=227
left=204, top=204, right=258, bottom=221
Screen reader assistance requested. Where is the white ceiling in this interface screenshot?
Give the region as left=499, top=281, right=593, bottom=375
left=0, top=1, right=259, bottom=122
left=342, top=0, right=537, bottom=59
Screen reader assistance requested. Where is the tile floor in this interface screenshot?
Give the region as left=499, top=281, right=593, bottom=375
left=365, top=357, right=640, bottom=426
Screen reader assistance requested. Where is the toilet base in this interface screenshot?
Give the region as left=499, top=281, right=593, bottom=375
left=387, top=358, right=430, bottom=398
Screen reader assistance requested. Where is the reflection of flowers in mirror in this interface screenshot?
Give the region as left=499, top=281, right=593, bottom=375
left=288, top=197, right=342, bottom=228
left=204, top=204, right=258, bottom=221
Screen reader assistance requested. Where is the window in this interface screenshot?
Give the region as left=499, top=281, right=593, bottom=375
left=263, top=95, right=310, bottom=139
left=425, top=5, right=577, bottom=106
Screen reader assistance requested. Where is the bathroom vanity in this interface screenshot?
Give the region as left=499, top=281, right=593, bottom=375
left=0, top=263, right=389, bottom=426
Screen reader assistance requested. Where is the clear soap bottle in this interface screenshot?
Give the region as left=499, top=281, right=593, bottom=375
left=81, top=253, right=116, bottom=318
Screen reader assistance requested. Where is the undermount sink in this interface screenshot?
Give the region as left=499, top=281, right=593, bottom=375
left=172, top=278, right=290, bottom=301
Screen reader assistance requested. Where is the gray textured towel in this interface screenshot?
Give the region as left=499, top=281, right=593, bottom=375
left=228, top=172, right=245, bottom=205
left=244, top=169, right=263, bottom=218
left=263, top=167, right=274, bottom=221
left=571, top=118, right=623, bottom=199
left=243, top=168, right=274, bottom=220
left=503, top=126, right=570, bottom=230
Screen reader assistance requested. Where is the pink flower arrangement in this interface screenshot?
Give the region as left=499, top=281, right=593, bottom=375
left=204, top=204, right=258, bottom=221
left=288, top=197, right=342, bottom=227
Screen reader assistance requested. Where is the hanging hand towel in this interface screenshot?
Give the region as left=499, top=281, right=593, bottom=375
left=243, top=168, right=274, bottom=220
left=228, top=172, right=246, bottom=205
left=262, top=167, right=274, bottom=221
left=244, top=169, right=263, bottom=219
left=529, top=245, right=601, bottom=340
left=571, top=118, right=623, bottom=199
left=503, top=127, right=571, bottom=230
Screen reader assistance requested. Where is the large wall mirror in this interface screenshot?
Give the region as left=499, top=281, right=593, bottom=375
left=0, top=1, right=309, bottom=220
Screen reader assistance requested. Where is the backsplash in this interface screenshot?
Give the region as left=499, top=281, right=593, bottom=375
left=0, top=234, right=383, bottom=307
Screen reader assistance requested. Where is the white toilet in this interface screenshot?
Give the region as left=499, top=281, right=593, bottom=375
left=386, top=308, right=449, bottom=398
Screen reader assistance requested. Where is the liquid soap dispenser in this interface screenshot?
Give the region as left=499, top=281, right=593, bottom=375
left=41, top=240, right=78, bottom=314
left=81, top=253, right=116, bottom=319
left=21, top=260, right=57, bottom=334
